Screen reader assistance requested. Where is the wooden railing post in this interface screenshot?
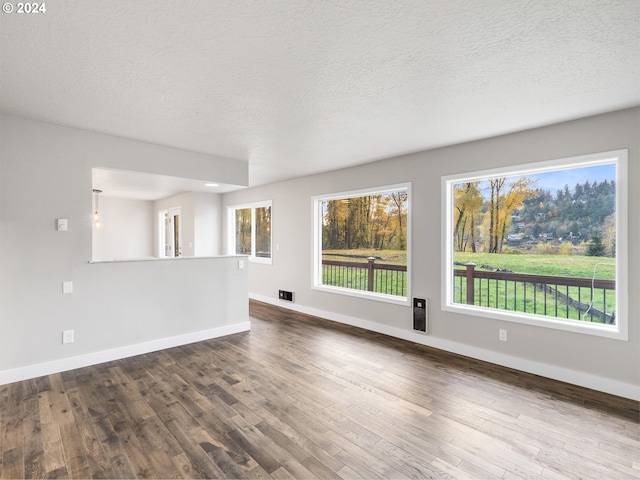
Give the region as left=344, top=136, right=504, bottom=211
left=465, top=263, right=476, bottom=305
left=367, top=257, right=376, bottom=291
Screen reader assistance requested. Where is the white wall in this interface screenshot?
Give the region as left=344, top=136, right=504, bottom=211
left=0, top=115, right=249, bottom=382
left=222, top=108, right=640, bottom=399
left=155, top=192, right=196, bottom=257
left=154, top=191, right=222, bottom=257
left=92, top=196, right=154, bottom=261
left=193, top=192, right=222, bottom=256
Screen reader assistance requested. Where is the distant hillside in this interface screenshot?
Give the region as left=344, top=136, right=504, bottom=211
left=508, top=179, right=615, bottom=249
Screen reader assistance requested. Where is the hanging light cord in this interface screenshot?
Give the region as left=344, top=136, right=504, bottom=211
left=582, top=262, right=614, bottom=321
left=92, top=189, right=102, bottom=227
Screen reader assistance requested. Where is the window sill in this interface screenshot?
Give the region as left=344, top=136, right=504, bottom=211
left=442, top=302, right=626, bottom=340
left=313, top=284, right=410, bottom=306
left=90, top=255, right=244, bottom=264
left=249, top=256, right=272, bottom=265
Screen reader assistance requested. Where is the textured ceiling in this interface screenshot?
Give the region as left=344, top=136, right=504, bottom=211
left=1, top=1, right=638, bottom=187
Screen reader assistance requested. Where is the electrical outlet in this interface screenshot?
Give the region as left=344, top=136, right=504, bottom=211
left=62, top=330, right=74, bottom=344
left=57, top=218, right=68, bottom=231
left=499, top=329, right=508, bottom=341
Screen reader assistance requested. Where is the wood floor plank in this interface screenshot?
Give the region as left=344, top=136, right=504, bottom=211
left=50, top=386, right=92, bottom=478
left=335, top=464, right=364, bottom=480
left=331, top=441, right=400, bottom=480
left=431, top=456, right=484, bottom=480
left=238, top=395, right=346, bottom=473
left=36, top=390, right=67, bottom=476
left=1, top=299, right=638, bottom=479
left=167, top=428, right=227, bottom=478
left=258, top=397, right=343, bottom=459
left=22, top=393, right=46, bottom=480
left=0, top=385, right=6, bottom=477
left=345, top=401, right=466, bottom=469
left=1, top=446, right=24, bottom=480
left=151, top=369, right=261, bottom=473
left=69, top=385, right=134, bottom=479
left=1, top=382, right=24, bottom=479
left=198, top=440, right=249, bottom=479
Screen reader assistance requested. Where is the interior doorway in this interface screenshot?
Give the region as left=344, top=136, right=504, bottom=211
left=159, top=207, right=182, bottom=257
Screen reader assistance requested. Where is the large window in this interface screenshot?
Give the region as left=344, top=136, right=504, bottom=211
left=313, top=184, right=410, bottom=304
left=442, top=150, right=627, bottom=339
left=228, top=201, right=272, bottom=263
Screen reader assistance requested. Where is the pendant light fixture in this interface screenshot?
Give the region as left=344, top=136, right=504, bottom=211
left=92, top=189, right=102, bottom=228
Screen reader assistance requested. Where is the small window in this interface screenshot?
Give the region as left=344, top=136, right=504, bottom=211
left=228, top=201, right=272, bottom=263
left=313, top=184, right=411, bottom=305
left=442, top=150, right=627, bottom=339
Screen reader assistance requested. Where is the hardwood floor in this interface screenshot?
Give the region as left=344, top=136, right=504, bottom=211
left=1, top=300, right=639, bottom=479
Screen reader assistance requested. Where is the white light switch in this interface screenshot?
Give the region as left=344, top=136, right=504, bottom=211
left=62, top=281, right=73, bottom=294
left=238, top=260, right=245, bottom=269
left=57, top=218, right=68, bottom=231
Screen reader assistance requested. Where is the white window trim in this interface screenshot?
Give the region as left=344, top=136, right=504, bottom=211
left=227, top=200, right=273, bottom=264
left=441, top=150, right=628, bottom=340
left=312, top=183, right=411, bottom=306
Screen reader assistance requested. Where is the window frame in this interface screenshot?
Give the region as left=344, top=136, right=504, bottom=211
left=227, top=200, right=273, bottom=264
left=312, top=183, right=411, bottom=306
left=441, top=150, right=628, bottom=340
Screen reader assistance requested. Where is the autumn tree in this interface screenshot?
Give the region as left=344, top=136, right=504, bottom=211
left=369, top=195, right=392, bottom=249
left=486, top=177, right=537, bottom=253
left=602, top=213, right=616, bottom=257
left=453, top=182, right=483, bottom=252
left=255, top=206, right=271, bottom=256
left=234, top=208, right=252, bottom=254
left=322, top=192, right=407, bottom=252
left=487, top=178, right=506, bottom=253
left=496, top=177, right=538, bottom=252
left=390, top=191, right=408, bottom=250
left=324, top=199, right=349, bottom=249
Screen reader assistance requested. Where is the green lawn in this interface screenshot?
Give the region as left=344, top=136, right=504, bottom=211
left=453, top=252, right=616, bottom=323
left=322, top=249, right=407, bottom=265
left=452, top=276, right=615, bottom=323
left=454, top=252, right=615, bottom=280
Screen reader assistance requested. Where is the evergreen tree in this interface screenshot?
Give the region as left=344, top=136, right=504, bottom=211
left=586, top=232, right=605, bottom=257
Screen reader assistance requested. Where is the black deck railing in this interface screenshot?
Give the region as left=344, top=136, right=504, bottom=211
left=322, top=257, right=407, bottom=297
left=321, top=259, right=615, bottom=323
left=454, top=263, right=616, bottom=324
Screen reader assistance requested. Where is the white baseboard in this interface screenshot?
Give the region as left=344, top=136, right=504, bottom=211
left=251, top=293, right=640, bottom=401
left=0, top=321, right=251, bottom=386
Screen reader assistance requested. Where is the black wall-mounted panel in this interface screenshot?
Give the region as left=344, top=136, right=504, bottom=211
left=279, top=290, right=294, bottom=301
left=413, top=297, right=427, bottom=332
